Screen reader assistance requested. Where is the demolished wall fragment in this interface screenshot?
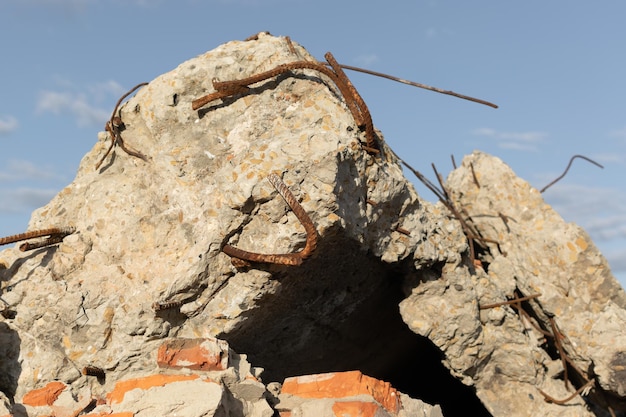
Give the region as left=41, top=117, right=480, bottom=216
left=1, top=33, right=624, bottom=417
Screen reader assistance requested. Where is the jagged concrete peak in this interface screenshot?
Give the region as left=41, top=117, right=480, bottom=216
left=1, top=34, right=624, bottom=417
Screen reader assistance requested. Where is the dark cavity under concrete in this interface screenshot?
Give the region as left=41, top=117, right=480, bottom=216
left=219, top=237, right=492, bottom=417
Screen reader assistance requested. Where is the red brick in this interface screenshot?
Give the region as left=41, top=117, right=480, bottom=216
left=282, top=371, right=400, bottom=414
left=156, top=338, right=228, bottom=371
left=21, top=381, right=67, bottom=406
left=107, top=374, right=199, bottom=404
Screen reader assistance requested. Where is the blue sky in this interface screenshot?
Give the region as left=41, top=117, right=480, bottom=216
left=1, top=1, right=625, bottom=287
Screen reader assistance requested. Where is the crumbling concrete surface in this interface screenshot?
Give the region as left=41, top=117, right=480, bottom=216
left=1, top=33, right=625, bottom=417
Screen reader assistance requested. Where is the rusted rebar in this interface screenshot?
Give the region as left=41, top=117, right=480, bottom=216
left=540, top=155, right=603, bottom=193
left=96, top=82, right=149, bottom=170
left=222, top=173, right=318, bottom=266
left=0, top=227, right=75, bottom=247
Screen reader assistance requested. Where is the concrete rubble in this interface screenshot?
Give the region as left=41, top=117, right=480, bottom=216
left=1, top=33, right=624, bottom=416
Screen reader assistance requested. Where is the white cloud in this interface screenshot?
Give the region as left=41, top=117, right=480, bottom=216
left=472, top=127, right=548, bottom=151
left=605, top=247, right=626, bottom=273
left=3, top=0, right=185, bottom=14
left=0, top=187, right=58, bottom=213
left=354, top=54, right=379, bottom=67
left=585, top=216, right=626, bottom=241
left=88, top=80, right=126, bottom=101
left=496, top=142, right=539, bottom=152
left=0, top=160, right=63, bottom=182
left=30, top=0, right=88, bottom=3
left=473, top=127, right=547, bottom=142
left=588, top=153, right=623, bottom=165
left=609, top=127, right=626, bottom=141
left=12, top=0, right=92, bottom=6
left=0, top=116, right=18, bottom=135
left=4, top=0, right=94, bottom=14
left=111, top=0, right=164, bottom=6
left=425, top=26, right=455, bottom=39
left=472, top=127, right=495, bottom=136
left=543, top=183, right=626, bottom=241
left=36, top=79, right=130, bottom=127
left=542, top=183, right=626, bottom=281
left=36, top=90, right=110, bottom=127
